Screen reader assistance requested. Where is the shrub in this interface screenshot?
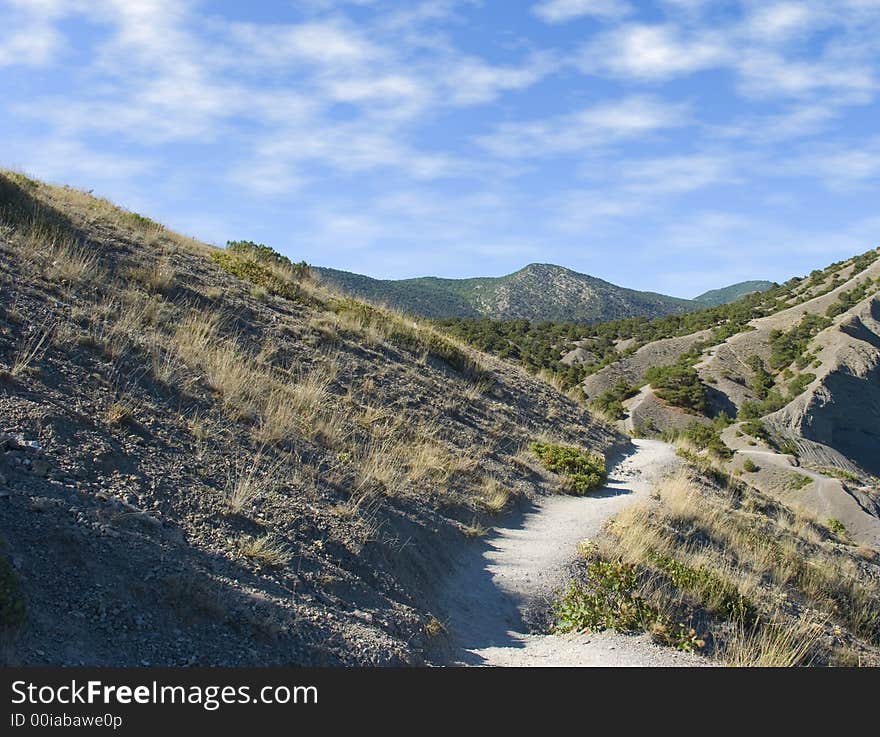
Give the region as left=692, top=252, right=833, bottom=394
left=239, top=535, right=292, bottom=567
left=742, top=458, right=759, bottom=473
left=651, top=553, right=757, bottom=623
left=768, top=314, right=832, bottom=371
left=591, top=379, right=637, bottom=419
left=826, top=518, right=848, bottom=538
left=746, top=355, right=774, bottom=399
left=554, top=558, right=704, bottom=652
left=530, top=441, right=606, bottom=494
left=644, top=364, right=707, bottom=413
left=667, top=421, right=732, bottom=460
left=212, top=241, right=310, bottom=301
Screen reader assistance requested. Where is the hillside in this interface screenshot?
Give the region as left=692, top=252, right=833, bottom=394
left=0, top=171, right=623, bottom=666
left=316, top=264, right=698, bottom=323
left=694, top=280, right=775, bottom=306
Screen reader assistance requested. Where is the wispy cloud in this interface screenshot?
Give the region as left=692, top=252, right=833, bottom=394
left=478, top=96, right=688, bottom=158
left=532, top=0, right=631, bottom=24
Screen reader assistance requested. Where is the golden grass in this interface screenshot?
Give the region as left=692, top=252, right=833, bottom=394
left=462, top=522, right=489, bottom=538
left=45, top=238, right=101, bottom=284
left=720, top=618, right=823, bottom=667
left=106, top=400, right=133, bottom=425
left=128, top=258, right=174, bottom=294
left=239, top=535, right=292, bottom=567
left=476, top=476, right=511, bottom=514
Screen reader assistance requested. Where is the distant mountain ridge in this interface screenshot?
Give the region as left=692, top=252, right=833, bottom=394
left=316, top=263, right=700, bottom=323
left=693, top=280, right=775, bottom=307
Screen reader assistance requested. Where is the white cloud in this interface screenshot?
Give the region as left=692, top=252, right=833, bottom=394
left=618, top=154, right=735, bottom=194
left=735, top=50, right=876, bottom=100
left=581, top=24, right=730, bottom=80
left=532, top=0, right=630, bottom=24
left=228, top=21, right=379, bottom=67
left=478, top=96, right=688, bottom=158
left=442, top=54, right=554, bottom=105
left=789, top=139, right=880, bottom=189
left=746, top=3, right=818, bottom=43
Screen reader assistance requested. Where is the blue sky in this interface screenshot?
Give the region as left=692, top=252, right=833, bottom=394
left=2, top=0, right=880, bottom=297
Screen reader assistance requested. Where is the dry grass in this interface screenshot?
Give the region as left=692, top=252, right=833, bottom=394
left=128, top=258, right=174, bottom=294
left=476, top=477, right=511, bottom=514
left=462, top=522, right=489, bottom=538
left=239, top=535, right=292, bottom=567
left=601, top=468, right=880, bottom=664
left=223, top=454, right=277, bottom=514
left=106, top=400, right=133, bottom=425
left=10, top=323, right=52, bottom=376
left=720, top=618, right=824, bottom=667
left=45, top=238, right=100, bottom=284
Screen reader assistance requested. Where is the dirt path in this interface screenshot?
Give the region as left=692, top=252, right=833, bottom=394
left=439, top=438, right=707, bottom=666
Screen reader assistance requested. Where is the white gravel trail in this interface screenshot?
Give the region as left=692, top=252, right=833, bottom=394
left=441, top=438, right=707, bottom=667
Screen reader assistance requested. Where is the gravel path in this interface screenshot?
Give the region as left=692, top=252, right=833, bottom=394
left=440, top=438, right=708, bottom=667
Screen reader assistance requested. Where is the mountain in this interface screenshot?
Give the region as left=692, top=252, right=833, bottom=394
left=315, top=263, right=699, bottom=323
left=693, top=280, right=776, bottom=306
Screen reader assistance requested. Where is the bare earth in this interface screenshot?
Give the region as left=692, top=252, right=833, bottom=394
left=440, top=438, right=708, bottom=666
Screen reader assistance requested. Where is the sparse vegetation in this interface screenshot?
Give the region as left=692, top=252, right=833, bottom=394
left=239, top=535, right=292, bottom=567
left=662, top=419, right=732, bottom=460
left=787, top=473, right=812, bottom=491
left=212, top=240, right=310, bottom=301
left=582, top=469, right=880, bottom=662
left=554, top=558, right=706, bottom=652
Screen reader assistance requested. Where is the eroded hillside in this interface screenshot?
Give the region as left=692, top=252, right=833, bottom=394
left=0, top=172, right=623, bottom=666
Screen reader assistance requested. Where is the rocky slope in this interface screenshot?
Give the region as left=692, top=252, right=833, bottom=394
left=0, top=171, right=624, bottom=666
left=316, top=263, right=698, bottom=322
left=582, top=247, right=880, bottom=549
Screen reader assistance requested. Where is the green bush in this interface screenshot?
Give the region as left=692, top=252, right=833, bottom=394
left=591, top=379, right=637, bottom=419
left=644, top=364, right=707, bottom=413
left=227, top=240, right=311, bottom=279
left=530, top=442, right=606, bottom=494
left=672, top=421, right=732, bottom=460
left=768, top=314, right=832, bottom=371
left=213, top=240, right=310, bottom=301
left=554, top=558, right=705, bottom=652
left=826, top=518, right=848, bottom=538
left=742, top=458, right=758, bottom=473
left=650, top=554, right=757, bottom=624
